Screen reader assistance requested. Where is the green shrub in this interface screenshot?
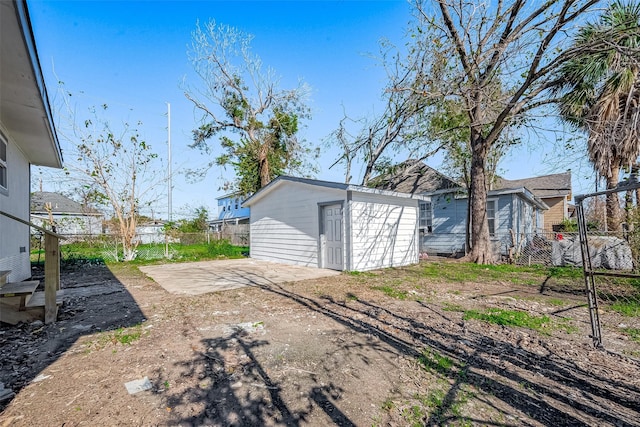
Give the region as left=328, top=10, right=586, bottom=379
left=207, top=239, right=246, bottom=257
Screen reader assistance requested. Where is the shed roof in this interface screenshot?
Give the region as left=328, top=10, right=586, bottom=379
left=368, top=160, right=462, bottom=194
left=243, top=175, right=430, bottom=207
left=495, top=172, right=572, bottom=198
left=31, top=192, right=102, bottom=215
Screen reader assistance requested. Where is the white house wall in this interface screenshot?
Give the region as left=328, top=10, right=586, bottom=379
left=349, top=192, right=418, bottom=271
left=0, top=128, right=31, bottom=281
left=250, top=182, right=345, bottom=267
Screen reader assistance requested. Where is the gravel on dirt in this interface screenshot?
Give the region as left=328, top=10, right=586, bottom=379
left=1, top=260, right=639, bottom=426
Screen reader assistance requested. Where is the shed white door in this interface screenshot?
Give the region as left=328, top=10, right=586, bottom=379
left=322, top=204, right=343, bottom=270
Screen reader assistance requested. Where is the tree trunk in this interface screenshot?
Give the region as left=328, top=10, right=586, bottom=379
left=259, top=142, right=270, bottom=188
left=605, top=164, right=621, bottom=233
left=465, top=135, right=495, bottom=264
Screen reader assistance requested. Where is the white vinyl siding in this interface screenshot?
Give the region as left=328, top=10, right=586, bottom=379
left=249, top=182, right=345, bottom=267
left=349, top=193, right=418, bottom=271
left=0, top=129, right=32, bottom=281
left=247, top=179, right=421, bottom=271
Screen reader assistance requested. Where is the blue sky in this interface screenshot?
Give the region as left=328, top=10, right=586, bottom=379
left=27, top=0, right=594, bottom=218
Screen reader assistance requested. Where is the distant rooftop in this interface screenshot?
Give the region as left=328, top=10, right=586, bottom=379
left=31, top=192, right=101, bottom=215
left=368, top=160, right=461, bottom=195
left=495, top=172, right=572, bottom=198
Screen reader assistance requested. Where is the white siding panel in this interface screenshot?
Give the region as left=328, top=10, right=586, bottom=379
left=350, top=193, right=418, bottom=271
left=250, top=182, right=345, bottom=267
left=0, top=128, right=31, bottom=282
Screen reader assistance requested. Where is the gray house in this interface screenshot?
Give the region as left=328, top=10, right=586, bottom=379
left=31, top=192, right=103, bottom=236
left=372, top=161, right=548, bottom=258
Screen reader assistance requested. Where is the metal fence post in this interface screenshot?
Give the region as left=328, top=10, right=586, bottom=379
left=576, top=199, right=603, bottom=348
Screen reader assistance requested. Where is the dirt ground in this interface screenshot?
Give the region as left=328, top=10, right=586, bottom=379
left=1, top=259, right=639, bottom=426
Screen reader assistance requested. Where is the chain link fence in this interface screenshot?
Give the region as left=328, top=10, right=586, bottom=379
left=422, top=228, right=640, bottom=349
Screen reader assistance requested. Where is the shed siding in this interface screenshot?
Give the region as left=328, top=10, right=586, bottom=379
left=349, top=192, right=418, bottom=271
left=0, top=128, right=31, bottom=281
left=249, top=182, right=345, bottom=267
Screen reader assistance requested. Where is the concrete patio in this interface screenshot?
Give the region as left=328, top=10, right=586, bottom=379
left=139, top=258, right=341, bottom=295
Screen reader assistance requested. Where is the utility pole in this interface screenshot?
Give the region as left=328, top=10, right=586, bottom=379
left=165, top=102, right=172, bottom=259
left=167, top=102, right=172, bottom=222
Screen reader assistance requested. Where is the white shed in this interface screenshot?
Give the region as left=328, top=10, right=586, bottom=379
left=243, top=176, right=427, bottom=271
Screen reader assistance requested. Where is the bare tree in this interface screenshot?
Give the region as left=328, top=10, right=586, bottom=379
left=410, top=0, right=602, bottom=263
left=185, top=20, right=316, bottom=195
left=328, top=40, right=446, bottom=186
left=52, top=89, right=163, bottom=261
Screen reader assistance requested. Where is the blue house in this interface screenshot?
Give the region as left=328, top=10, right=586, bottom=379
left=209, top=192, right=250, bottom=232
left=372, top=161, right=548, bottom=258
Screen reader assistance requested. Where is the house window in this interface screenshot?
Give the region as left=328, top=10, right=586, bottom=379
left=487, top=199, right=497, bottom=236
left=235, top=198, right=239, bottom=209
left=0, top=135, right=7, bottom=191
left=419, top=201, right=433, bottom=234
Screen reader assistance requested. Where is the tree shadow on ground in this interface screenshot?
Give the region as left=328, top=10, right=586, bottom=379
left=0, top=260, right=146, bottom=411
left=156, top=327, right=360, bottom=426
left=165, top=270, right=640, bottom=426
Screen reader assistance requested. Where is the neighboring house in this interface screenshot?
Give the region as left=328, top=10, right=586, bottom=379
left=372, top=161, right=548, bottom=258
left=369, top=159, right=462, bottom=194
left=135, top=221, right=166, bottom=244
left=494, top=171, right=572, bottom=232
left=0, top=0, right=63, bottom=282
left=243, top=176, right=428, bottom=271
left=209, top=192, right=250, bottom=232
left=420, top=187, right=548, bottom=257
left=31, top=192, right=103, bottom=236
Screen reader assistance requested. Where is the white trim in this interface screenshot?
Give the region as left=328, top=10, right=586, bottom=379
left=243, top=175, right=430, bottom=207
left=487, top=198, right=498, bottom=236
left=0, top=131, right=7, bottom=194
left=419, top=200, right=433, bottom=235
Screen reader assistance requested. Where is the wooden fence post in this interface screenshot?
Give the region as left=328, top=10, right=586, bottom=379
left=44, top=232, right=60, bottom=324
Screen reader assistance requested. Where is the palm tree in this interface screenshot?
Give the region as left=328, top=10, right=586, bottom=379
left=556, top=1, right=640, bottom=231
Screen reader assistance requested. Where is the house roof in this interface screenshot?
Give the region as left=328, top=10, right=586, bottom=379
left=243, top=175, right=430, bottom=207
left=0, top=1, right=62, bottom=168
left=495, top=172, right=572, bottom=199
left=368, top=160, right=462, bottom=195
left=422, top=186, right=549, bottom=210
left=216, top=191, right=249, bottom=201
left=31, top=192, right=102, bottom=216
